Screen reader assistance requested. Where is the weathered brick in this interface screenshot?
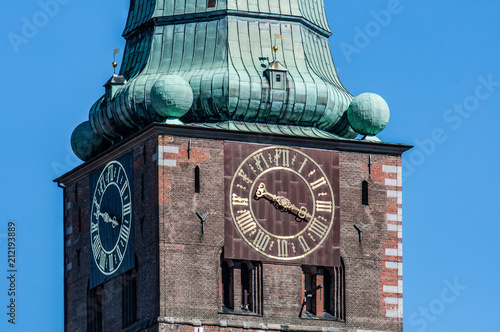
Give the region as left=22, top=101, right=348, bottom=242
left=61, top=130, right=405, bottom=332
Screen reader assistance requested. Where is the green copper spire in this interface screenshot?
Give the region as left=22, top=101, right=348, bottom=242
left=72, top=0, right=391, bottom=160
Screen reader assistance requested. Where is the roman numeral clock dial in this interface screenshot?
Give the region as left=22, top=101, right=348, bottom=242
left=90, top=158, right=133, bottom=282
left=227, top=145, right=338, bottom=263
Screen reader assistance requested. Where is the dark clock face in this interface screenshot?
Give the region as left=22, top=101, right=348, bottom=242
left=228, top=146, right=336, bottom=261
left=90, top=160, right=132, bottom=275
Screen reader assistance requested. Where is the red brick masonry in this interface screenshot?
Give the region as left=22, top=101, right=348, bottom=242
left=60, top=128, right=407, bottom=332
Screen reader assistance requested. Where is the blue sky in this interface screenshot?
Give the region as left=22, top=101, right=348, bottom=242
left=1, top=0, right=499, bottom=331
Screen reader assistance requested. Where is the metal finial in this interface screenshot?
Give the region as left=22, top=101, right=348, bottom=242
left=112, top=49, right=120, bottom=74
left=272, top=45, right=279, bottom=61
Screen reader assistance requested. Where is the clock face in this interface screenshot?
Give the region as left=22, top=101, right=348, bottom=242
left=90, top=160, right=132, bottom=276
left=228, top=145, right=336, bottom=261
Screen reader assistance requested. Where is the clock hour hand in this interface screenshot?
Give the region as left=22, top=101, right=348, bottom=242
left=255, top=183, right=312, bottom=222
left=100, top=212, right=120, bottom=228
left=94, top=197, right=121, bottom=228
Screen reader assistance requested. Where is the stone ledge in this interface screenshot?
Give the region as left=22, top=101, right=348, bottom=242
left=153, top=316, right=395, bottom=332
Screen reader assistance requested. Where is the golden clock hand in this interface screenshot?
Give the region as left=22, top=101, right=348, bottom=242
left=255, top=183, right=276, bottom=200
left=255, top=183, right=312, bottom=221
left=285, top=202, right=312, bottom=222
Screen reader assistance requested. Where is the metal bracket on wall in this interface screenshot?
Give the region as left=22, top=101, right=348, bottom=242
left=354, top=224, right=367, bottom=244
left=196, top=211, right=209, bottom=234
left=305, top=284, right=323, bottom=298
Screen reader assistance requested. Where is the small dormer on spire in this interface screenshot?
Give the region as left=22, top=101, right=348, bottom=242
left=264, top=60, right=288, bottom=90
left=104, top=75, right=126, bottom=101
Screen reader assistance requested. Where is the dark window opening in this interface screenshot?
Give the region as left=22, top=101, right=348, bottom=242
left=122, top=270, right=138, bottom=327
left=276, top=74, right=281, bottom=82
left=87, top=284, right=103, bottom=332
left=75, top=183, right=78, bottom=203
left=304, top=268, right=317, bottom=315
left=303, top=259, right=345, bottom=321
left=241, top=263, right=252, bottom=311
left=208, top=0, right=217, bottom=8
left=221, top=258, right=262, bottom=315
left=141, top=172, right=145, bottom=201
left=195, top=166, right=200, bottom=193
left=221, top=260, right=234, bottom=310
left=362, top=180, right=369, bottom=205
left=324, top=268, right=331, bottom=313
left=78, top=207, right=82, bottom=233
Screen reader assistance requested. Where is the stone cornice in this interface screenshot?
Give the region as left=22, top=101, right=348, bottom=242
left=55, top=123, right=412, bottom=185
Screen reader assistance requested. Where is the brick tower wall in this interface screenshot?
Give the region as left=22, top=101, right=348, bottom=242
left=153, top=135, right=403, bottom=332
left=62, top=130, right=403, bottom=332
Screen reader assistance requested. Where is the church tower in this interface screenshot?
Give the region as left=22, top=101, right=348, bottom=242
left=56, top=1, right=410, bottom=331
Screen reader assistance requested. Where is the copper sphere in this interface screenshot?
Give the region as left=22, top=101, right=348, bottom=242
left=272, top=45, right=279, bottom=52
left=112, top=61, right=118, bottom=68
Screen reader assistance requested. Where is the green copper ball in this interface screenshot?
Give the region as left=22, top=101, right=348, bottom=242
left=150, top=75, right=194, bottom=120
left=71, top=121, right=104, bottom=161
left=347, top=93, right=390, bottom=136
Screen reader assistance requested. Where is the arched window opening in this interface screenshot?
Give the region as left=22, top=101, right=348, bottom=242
left=220, top=257, right=262, bottom=314
left=362, top=180, right=369, bottom=205
left=195, top=166, right=200, bottom=193
left=303, top=259, right=345, bottom=321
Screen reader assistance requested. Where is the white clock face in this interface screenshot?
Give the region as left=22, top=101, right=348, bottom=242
left=90, top=161, right=132, bottom=275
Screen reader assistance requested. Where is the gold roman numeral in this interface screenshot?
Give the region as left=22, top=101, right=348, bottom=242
left=278, top=239, right=289, bottom=257
left=232, top=194, right=249, bottom=206
left=238, top=169, right=253, bottom=184
left=298, top=235, right=310, bottom=252
left=316, top=200, right=333, bottom=213
left=298, top=158, right=309, bottom=173
left=274, top=149, right=290, bottom=167
left=253, top=153, right=270, bottom=171
left=310, top=177, right=327, bottom=190
left=235, top=211, right=257, bottom=235
left=309, top=218, right=329, bottom=239
left=253, top=230, right=271, bottom=251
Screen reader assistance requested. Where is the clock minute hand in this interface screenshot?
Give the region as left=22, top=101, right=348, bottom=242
left=255, top=183, right=312, bottom=221
left=255, top=183, right=278, bottom=202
